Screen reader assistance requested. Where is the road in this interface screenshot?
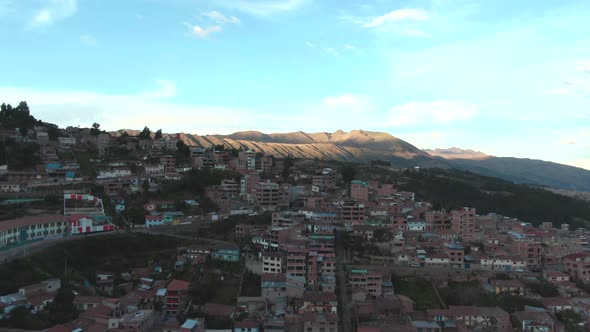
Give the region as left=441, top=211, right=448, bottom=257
left=0, top=219, right=222, bottom=263
left=336, top=232, right=354, bottom=332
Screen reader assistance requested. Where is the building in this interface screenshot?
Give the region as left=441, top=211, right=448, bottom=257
left=451, top=207, right=476, bottom=240
left=340, top=201, right=365, bottom=227
left=160, top=155, right=176, bottom=172
left=118, top=310, right=155, bottom=332
left=312, top=169, right=336, bottom=191
left=489, top=279, right=524, bottom=296
left=541, top=297, right=573, bottom=313
left=259, top=155, right=273, bottom=173
left=0, top=215, right=69, bottom=248
left=262, top=251, right=285, bottom=274
left=513, top=240, right=542, bottom=270
left=302, top=311, right=338, bottom=332
left=442, top=243, right=464, bottom=268
left=165, top=280, right=190, bottom=314
left=349, top=269, right=382, bottom=297
left=58, top=136, right=76, bottom=147
left=97, top=168, right=131, bottom=179
left=145, top=215, right=166, bottom=228
left=302, top=292, right=338, bottom=314
left=261, top=273, right=286, bottom=301
left=212, top=248, right=240, bottom=262
left=350, top=180, right=370, bottom=202
left=253, top=182, right=288, bottom=211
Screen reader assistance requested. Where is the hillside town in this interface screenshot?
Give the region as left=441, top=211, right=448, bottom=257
left=2, top=111, right=590, bottom=332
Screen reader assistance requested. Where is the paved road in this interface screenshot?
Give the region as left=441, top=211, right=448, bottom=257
left=336, top=232, right=354, bottom=332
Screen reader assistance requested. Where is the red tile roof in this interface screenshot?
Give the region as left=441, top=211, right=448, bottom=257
left=234, top=320, right=259, bottom=328
left=167, top=279, right=190, bottom=291
left=0, top=214, right=67, bottom=232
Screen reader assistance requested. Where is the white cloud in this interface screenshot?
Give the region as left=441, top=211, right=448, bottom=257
left=183, top=22, right=222, bottom=38
left=388, top=101, right=478, bottom=127
left=305, top=41, right=314, bottom=48
left=0, top=82, right=262, bottom=134
left=29, top=0, right=77, bottom=28
left=203, top=10, right=240, bottom=24
left=80, top=34, right=97, bottom=46
left=557, top=139, right=577, bottom=145
left=323, top=48, right=340, bottom=56
left=363, top=9, right=429, bottom=28
left=345, top=44, right=357, bottom=51
left=216, top=0, right=308, bottom=16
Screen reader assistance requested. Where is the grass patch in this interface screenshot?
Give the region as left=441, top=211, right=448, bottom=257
left=394, top=277, right=441, bottom=310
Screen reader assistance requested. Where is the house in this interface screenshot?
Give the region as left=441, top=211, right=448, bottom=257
left=544, top=271, right=570, bottom=284
left=489, top=279, right=525, bottom=296
left=212, top=248, right=240, bottom=262
left=234, top=320, right=260, bottom=332
left=165, top=279, right=190, bottom=314
left=303, top=311, right=338, bottom=332
left=302, top=292, right=338, bottom=314
left=58, top=136, right=76, bottom=147
left=202, top=303, right=235, bottom=320
left=261, top=273, right=287, bottom=301
left=145, top=215, right=165, bottom=228
left=564, top=252, right=590, bottom=281
left=512, top=310, right=556, bottom=332
left=180, top=318, right=206, bottom=332
left=541, top=297, right=573, bottom=313
left=118, top=310, right=155, bottom=332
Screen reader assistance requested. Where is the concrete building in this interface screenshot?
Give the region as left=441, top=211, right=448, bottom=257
left=350, top=180, right=369, bottom=202
left=0, top=215, right=69, bottom=248
left=165, top=280, right=190, bottom=314
left=349, top=269, right=383, bottom=297
left=451, top=207, right=476, bottom=240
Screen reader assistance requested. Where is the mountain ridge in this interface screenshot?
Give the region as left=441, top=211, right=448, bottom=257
left=113, top=128, right=590, bottom=192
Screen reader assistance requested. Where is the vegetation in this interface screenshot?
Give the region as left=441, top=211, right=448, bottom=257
left=393, top=277, right=442, bottom=310
left=0, top=141, right=41, bottom=169
left=528, top=281, right=559, bottom=297
left=0, top=287, right=77, bottom=330
left=240, top=270, right=261, bottom=297
left=399, top=168, right=590, bottom=227
left=556, top=309, right=585, bottom=332
left=439, top=281, right=496, bottom=307
left=0, top=233, right=181, bottom=294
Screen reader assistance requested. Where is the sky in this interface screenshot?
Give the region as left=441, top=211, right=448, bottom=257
left=0, top=0, right=589, bottom=169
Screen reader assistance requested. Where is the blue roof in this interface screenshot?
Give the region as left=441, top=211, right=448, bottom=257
left=445, top=243, right=464, bottom=250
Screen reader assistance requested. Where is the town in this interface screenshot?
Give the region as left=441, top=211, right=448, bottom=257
left=1, top=104, right=590, bottom=332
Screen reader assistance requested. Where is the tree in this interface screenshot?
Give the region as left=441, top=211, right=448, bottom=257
left=282, top=154, right=294, bottom=180
left=557, top=309, right=584, bottom=332
left=155, top=129, right=163, bottom=140
left=341, top=164, right=357, bottom=197
left=138, top=126, right=151, bottom=140
left=90, top=122, right=101, bottom=136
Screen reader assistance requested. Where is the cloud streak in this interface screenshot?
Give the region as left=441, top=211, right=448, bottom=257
left=183, top=22, right=222, bottom=38
left=363, top=9, right=429, bottom=28
left=203, top=10, right=240, bottom=24
left=29, top=0, right=77, bottom=28
left=216, top=0, right=308, bottom=16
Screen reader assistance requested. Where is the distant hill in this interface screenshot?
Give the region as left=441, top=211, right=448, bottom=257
left=424, top=147, right=491, bottom=160
left=110, top=128, right=590, bottom=192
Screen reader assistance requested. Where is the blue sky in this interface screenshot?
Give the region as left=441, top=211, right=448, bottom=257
left=0, top=0, right=589, bottom=169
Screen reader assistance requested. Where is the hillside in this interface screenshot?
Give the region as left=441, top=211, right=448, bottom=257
left=161, top=130, right=590, bottom=192
left=424, top=147, right=491, bottom=160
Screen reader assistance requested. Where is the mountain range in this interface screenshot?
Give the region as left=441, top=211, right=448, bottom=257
left=118, top=129, right=590, bottom=192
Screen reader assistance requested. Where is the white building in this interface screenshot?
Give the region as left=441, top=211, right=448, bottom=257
left=0, top=215, right=68, bottom=248
left=97, top=168, right=132, bottom=179
left=58, top=137, right=76, bottom=147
